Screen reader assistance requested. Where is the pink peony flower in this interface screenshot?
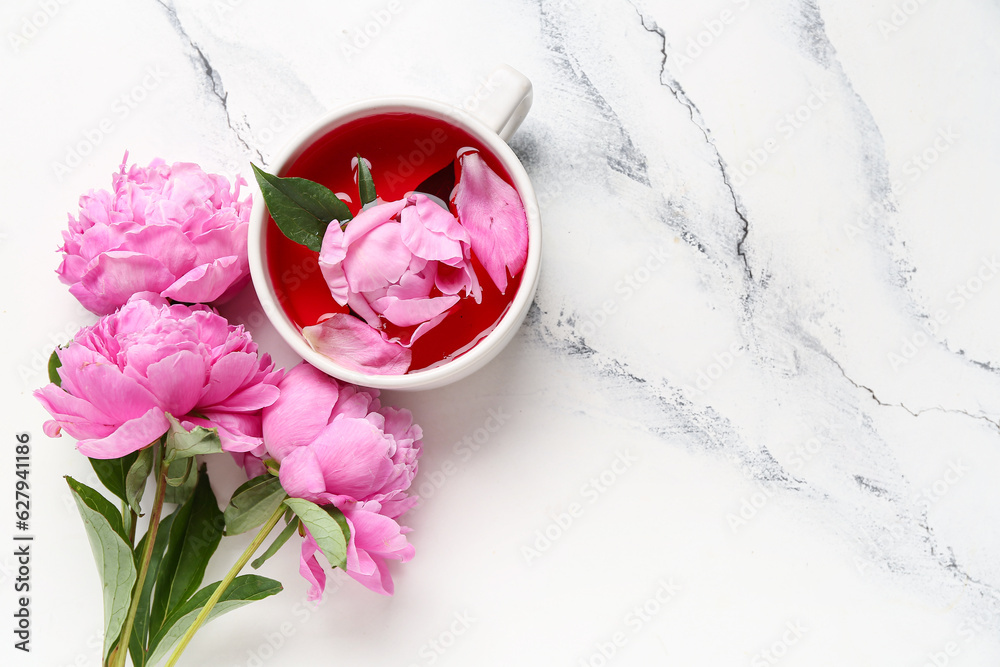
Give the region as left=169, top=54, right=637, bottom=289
left=452, top=149, right=529, bottom=293
left=35, top=294, right=281, bottom=458
left=318, top=193, right=481, bottom=347
left=58, top=153, right=253, bottom=315
left=260, top=363, right=421, bottom=596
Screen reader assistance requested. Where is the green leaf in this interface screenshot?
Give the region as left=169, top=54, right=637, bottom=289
left=124, top=447, right=155, bottom=515
left=128, top=510, right=177, bottom=667
left=163, top=414, right=222, bottom=462
left=163, top=459, right=197, bottom=505
left=251, top=517, right=300, bottom=570
left=48, top=349, right=62, bottom=386
left=149, top=466, right=223, bottom=635
left=66, top=476, right=128, bottom=543
left=67, top=476, right=138, bottom=662
left=283, top=498, right=349, bottom=570
left=224, top=474, right=287, bottom=536
left=146, top=575, right=282, bottom=665
left=166, top=457, right=194, bottom=487
left=357, top=155, right=376, bottom=206
left=252, top=163, right=351, bottom=252
left=90, top=451, right=140, bottom=506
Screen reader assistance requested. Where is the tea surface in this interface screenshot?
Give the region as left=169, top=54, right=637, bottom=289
left=266, top=112, right=524, bottom=371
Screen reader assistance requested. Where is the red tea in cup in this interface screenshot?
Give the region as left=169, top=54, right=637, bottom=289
left=265, top=111, right=526, bottom=372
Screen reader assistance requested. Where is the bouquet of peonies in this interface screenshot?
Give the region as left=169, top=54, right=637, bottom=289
left=36, top=155, right=423, bottom=667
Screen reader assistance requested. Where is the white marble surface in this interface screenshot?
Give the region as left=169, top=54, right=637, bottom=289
left=3, top=0, right=1000, bottom=664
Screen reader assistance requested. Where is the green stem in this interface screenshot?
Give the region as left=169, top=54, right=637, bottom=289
left=111, top=449, right=169, bottom=667
left=164, top=502, right=286, bottom=667
left=127, top=509, right=138, bottom=546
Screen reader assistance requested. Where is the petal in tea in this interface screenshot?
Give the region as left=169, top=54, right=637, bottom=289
left=452, top=151, right=528, bottom=294
left=303, top=314, right=411, bottom=375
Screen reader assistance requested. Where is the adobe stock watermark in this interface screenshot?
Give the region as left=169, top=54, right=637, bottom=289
left=7, top=0, right=72, bottom=53
left=750, top=621, right=808, bottom=666
left=378, top=68, right=513, bottom=190
left=671, top=0, right=754, bottom=73
left=876, top=0, right=934, bottom=39
left=726, top=419, right=842, bottom=533
left=16, top=318, right=89, bottom=387
left=237, top=593, right=337, bottom=667
left=573, top=246, right=671, bottom=340
left=404, top=610, right=476, bottom=667
left=684, top=341, right=745, bottom=397
left=220, top=104, right=299, bottom=175
left=339, top=0, right=404, bottom=61
left=54, top=629, right=103, bottom=667
left=521, top=449, right=638, bottom=564
left=886, top=255, right=997, bottom=371
left=51, top=65, right=169, bottom=181
left=844, top=125, right=959, bottom=242
left=213, top=0, right=251, bottom=20
left=410, top=408, right=509, bottom=508
left=915, top=593, right=1000, bottom=667
left=577, top=578, right=680, bottom=667
left=730, top=85, right=833, bottom=188
left=854, top=459, right=968, bottom=575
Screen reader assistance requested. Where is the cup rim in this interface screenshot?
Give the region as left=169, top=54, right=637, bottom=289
left=248, top=96, right=541, bottom=390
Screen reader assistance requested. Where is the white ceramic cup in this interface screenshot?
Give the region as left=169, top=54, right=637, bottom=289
left=248, top=65, right=540, bottom=390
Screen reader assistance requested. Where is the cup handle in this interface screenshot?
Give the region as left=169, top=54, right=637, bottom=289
left=468, top=65, right=533, bottom=143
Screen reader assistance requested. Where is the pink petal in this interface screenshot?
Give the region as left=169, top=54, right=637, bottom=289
left=261, top=364, right=341, bottom=461
left=342, top=509, right=414, bottom=595
left=198, top=351, right=259, bottom=406
left=76, top=407, right=170, bottom=459
left=279, top=446, right=327, bottom=502
left=452, top=151, right=529, bottom=293
left=299, top=533, right=327, bottom=602
left=319, top=224, right=350, bottom=305
left=189, top=224, right=248, bottom=267
left=184, top=412, right=263, bottom=453
left=399, top=196, right=467, bottom=264
left=373, top=293, right=459, bottom=329
left=73, top=362, right=160, bottom=425
left=142, top=351, right=206, bottom=417
left=302, top=314, right=411, bottom=375
left=342, top=222, right=411, bottom=293
left=121, top=224, right=198, bottom=276
left=34, top=385, right=116, bottom=441
left=210, top=382, right=280, bottom=412
left=342, top=198, right=407, bottom=245
left=310, top=418, right=396, bottom=499
left=72, top=252, right=175, bottom=315
left=161, top=256, right=241, bottom=303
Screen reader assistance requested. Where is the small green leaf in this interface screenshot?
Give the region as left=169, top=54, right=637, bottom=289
left=163, top=414, right=222, bottom=462
left=90, top=451, right=140, bottom=506
left=129, top=510, right=177, bottom=666
left=251, top=517, right=300, bottom=570
left=124, top=447, right=155, bottom=515
left=252, top=163, right=352, bottom=252
left=164, top=458, right=197, bottom=505
left=48, top=349, right=63, bottom=386
left=357, top=155, right=376, bottom=206
left=67, top=476, right=138, bottom=662
left=283, top=498, right=349, bottom=570
left=224, top=474, right=287, bottom=536
left=66, top=476, right=128, bottom=543
left=146, top=575, right=282, bottom=665
left=149, top=467, right=223, bottom=635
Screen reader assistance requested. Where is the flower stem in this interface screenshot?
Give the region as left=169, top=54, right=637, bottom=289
left=165, top=502, right=286, bottom=667
left=111, top=448, right=169, bottom=667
